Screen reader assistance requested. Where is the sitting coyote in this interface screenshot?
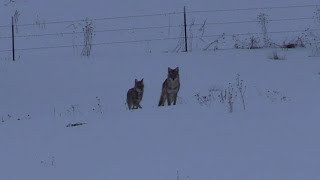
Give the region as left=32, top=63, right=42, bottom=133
left=127, top=79, right=144, bottom=110
left=158, top=67, right=180, bottom=106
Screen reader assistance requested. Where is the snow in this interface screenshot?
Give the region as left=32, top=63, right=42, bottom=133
left=1, top=0, right=320, bottom=180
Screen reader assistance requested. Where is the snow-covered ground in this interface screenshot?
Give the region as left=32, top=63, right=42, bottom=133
left=1, top=0, right=320, bottom=180
left=1, top=48, right=319, bottom=180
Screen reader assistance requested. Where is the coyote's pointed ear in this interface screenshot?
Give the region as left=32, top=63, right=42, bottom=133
left=141, top=78, right=144, bottom=82
left=175, top=67, right=179, bottom=72
left=135, top=79, right=138, bottom=83
left=168, top=67, right=172, bottom=72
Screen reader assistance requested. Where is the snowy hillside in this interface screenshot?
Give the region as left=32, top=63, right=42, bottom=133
left=1, top=0, right=320, bottom=180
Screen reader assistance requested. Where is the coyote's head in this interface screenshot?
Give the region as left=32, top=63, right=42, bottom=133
left=134, top=79, right=144, bottom=92
left=168, top=67, right=179, bottom=80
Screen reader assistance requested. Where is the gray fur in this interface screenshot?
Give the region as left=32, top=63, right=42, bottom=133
left=127, top=79, right=144, bottom=110
left=158, top=67, right=180, bottom=106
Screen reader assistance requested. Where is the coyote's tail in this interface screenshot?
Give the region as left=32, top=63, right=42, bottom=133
left=158, top=95, right=164, bottom=106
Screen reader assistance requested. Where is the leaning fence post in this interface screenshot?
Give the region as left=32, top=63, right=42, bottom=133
left=183, top=6, right=188, bottom=52
left=11, top=16, right=15, bottom=61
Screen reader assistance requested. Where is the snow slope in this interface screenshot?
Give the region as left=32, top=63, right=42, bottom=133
left=1, top=0, right=320, bottom=180
left=1, top=49, right=320, bottom=180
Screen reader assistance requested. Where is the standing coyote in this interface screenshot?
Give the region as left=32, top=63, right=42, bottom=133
left=158, top=67, right=180, bottom=106
left=127, top=79, right=144, bottom=110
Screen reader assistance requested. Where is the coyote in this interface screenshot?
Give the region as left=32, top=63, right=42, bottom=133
left=158, top=67, right=180, bottom=106
left=127, top=79, right=144, bottom=110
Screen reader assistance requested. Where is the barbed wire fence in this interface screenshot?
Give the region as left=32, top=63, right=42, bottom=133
left=0, top=4, right=320, bottom=60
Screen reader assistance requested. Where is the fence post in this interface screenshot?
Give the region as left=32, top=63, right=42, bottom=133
left=183, top=6, right=188, bottom=52
left=12, top=16, right=15, bottom=61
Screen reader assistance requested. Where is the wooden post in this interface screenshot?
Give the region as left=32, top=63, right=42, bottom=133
left=12, top=16, right=15, bottom=61
left=183, top=6, right=188, bottom=52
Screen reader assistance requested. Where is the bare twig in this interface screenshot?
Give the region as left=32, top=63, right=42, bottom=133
left=35, top=15, right=47, bottom=30
left=198, top=19, right=207, bottom=36
left=13, top=10, right=20, bottom=33
left=257, top=13, right=271, bottom=47
left=203, top=33, right=225, bottom=51
left=4, top=0, right=16, bottom=6
left=236, top=74, right=246, bottom=110
left=172, top=27, right=185, bottom=53
left=81, top=18, right=94, bottom=57
left=188, top=19, right=195, bottom=51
